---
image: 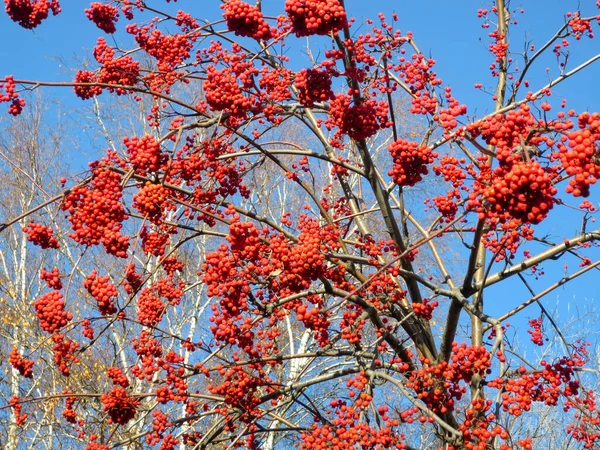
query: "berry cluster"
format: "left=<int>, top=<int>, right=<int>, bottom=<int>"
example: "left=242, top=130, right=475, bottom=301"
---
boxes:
left=85, top=2, right=119, bottom=34
left=23, top=222, right=60, bottom=249
left=478, top=161, right=556, bottom=225
left=107, top=366, right=130, bottom=387
left=204, top=64, right=258, bottom=117
left=81, top=319, right=94, bottom=339
left=124, top=262, right=143, bottom=294
left=405, top=343, right=492, bottom=416
left=555, top=112, right=600, bottom=197
left=9, top=348, right=34, bottom=378
left=388, top=139, right=437, bottom=187
left=0, top=75, right=25, bottom=116
left=488, top=357, right=580, bottom=417
left=131, top=331, right=162, bottom=381
left=124, top=135, right=164, bottom=174
left=258, top=67, right=292, bottom=104
left=140, top=226, right=171, bottom=257
left=482, top=221, right=534, bottom=261
left=40, top=267, right=62, bottom=290
left=126, top=23, right=195, bottom=91
left=85, top=439, right=109, bottom=450
left=52, top=334, right=79, bottom=376
left=295, top=68, right=335, bottom=108
left=34, top=291, right=72, bottom=334
left=411, top=298, right=438, bottom=320
left=328, top=95, right=389, bottom=141
left=300, top=401, right=404, bottom=450
left=285, top=0, right=348, bottom=37
left=207, top=366, right=265, bottom=421
left=4, top=0, right=61, bottom=29
left=9, top=396, right=28, bottom=426
left=137, top=287, right=166, bottom=327
left=133, top=182, right=172, bottom=223
left=146, top=410, right=171, bottom=445
left=62, top=394, right=77, bottom=423
left=92, top=37, right=140, bottom=95
left=566, top=389, right=600, bottom=448
left=101, top=387, right=140, bottom=425
left=74, top=70, right=103, bottom=100
left=222, top=0, right=272, bottom=40
left=568, top=13, right=594, bottom=40
left=527, top=317, right=546, bottom=346
left=62, top=166, right=130, bottom=258
left=84, top=270, right=118, bottom=316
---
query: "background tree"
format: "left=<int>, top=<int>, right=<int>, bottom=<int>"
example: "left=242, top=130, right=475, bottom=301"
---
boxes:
left=1, top=1, right=600, bottom=449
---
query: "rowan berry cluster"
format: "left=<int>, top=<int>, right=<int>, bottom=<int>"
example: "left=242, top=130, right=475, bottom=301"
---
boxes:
left=161, top=256, right=184, bottom=275
left=169, top=138, right=248, bottom=209
left=259, top=67, right=292, bottom=103
left=435, top=88, right=468, bottom=131
left=285, top=0, right=348, bottom=37
left=62, top=166, right=130, bottom=258
left=154, top=276, right=184, bottom=306
left=566, top=390, right=600, bottom=448
left=0, top=75, right=25, bottom=116
left=101, top=387, right=140, bottom=425
left=9, top=396, right=28, bottom=426
left=93, top=37, right=139, bottom=95
left=295, top=68, right=335, bottom=107
left=34, top=291, right=72, bottom=334
left=4, top=0, right=61, bottom=29
left=84, top=270, right=118, bottom=316
left=527, top=317, right=545, bottom=346
left=411, top=298, right=438, bottom=320
left=124, top=135, right=164, bottom=174
left=395, top=53, right=442, bottom=103
left=488, top=357, right=580, bottom=418
left=9, top=348, right=34, bottom=378
left=222, top=0, right=272, bottom=40
left=62, top=394, right=77, bottom=423
left=300, top=401, right=404, bottom=449
left=133, top=182, right=172, bottom=223
left=74, top=70, right=103, bottom=100
left=137, top=287, right=166, bottom=327
left=567, top=13, right=594, bottom=40
left=405, top=343, right=491, bottom=416
left=207, top=366, right=265, bottom=420
left=488, top=30, right=509, bottom=62
left=388, top=139, right=437, bottom=187
left=140, top=226, right=171, bottom=257
left=85, top=2, right=119, bottom=34
left=328, top=95, right=389, bottom=141
left=555, top=112, right=600, bottom=197
left=131, top=331, right=162, bottom=381
left=128, top=24, right=194, bottom=72
left=107, top=366, right=130, bottom=388
left=146, top=410, right=171, bottom=445
left=85, top=440, right=109, bottom=450
left=204, top=64, right=257, bottom=117
left=123, top=263, right=143, bottom=296
left=477, top=160, right=557, bottom=225
left=482, top=222, right=534, bottom=261
left=126, top=23, right=194, bottom=90
left=40, top=267, right=62, bottom=290
left=23, top=221, right=60, bottom=249
left=52, top=334, right=79, bottom=376
left=81, top=319, right=94, bottom=339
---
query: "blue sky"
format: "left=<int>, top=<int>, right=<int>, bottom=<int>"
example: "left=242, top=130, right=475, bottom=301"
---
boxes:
left=1, top=1, right=599, bottom=346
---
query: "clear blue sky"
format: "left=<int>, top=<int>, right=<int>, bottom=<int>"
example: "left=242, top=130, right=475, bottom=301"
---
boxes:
left=1, top=1, right=599, bottom=345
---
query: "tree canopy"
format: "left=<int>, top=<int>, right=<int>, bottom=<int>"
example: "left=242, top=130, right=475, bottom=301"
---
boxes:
left=1, top=1, right=600, bottom=449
